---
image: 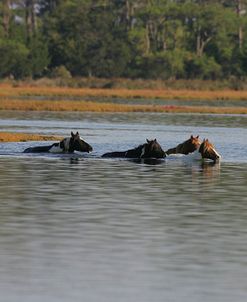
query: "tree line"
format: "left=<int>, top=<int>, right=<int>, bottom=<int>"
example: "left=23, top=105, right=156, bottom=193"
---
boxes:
left=1, top=0, right=247, bottom=80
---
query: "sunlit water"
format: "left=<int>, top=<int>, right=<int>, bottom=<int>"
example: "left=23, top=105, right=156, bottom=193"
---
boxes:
left=0, top=111, right=247, bottom=302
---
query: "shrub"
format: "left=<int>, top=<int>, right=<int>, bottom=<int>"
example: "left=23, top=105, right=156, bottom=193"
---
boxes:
left=185, top=54, right=222, bottom=79
left=0, top=39, right=30, bottom=79
left=50, top=65, right=72, bottom=79
left=28, top=37, right=50, bottom=78
left=136, top=50, right=188, bottom=79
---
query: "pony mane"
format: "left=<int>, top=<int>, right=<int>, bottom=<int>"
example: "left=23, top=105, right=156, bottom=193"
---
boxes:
left=199, top=139, right=214, bottom=152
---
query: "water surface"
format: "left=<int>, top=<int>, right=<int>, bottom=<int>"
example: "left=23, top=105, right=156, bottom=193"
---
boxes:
left=0, top=111, right=247, bottom=302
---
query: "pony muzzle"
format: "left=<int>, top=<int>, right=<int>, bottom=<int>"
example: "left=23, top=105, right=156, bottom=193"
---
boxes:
left=88, top=145, right=93, bottom=152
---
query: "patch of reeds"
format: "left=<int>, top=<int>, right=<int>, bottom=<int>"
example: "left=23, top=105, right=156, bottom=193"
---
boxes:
left=0, top=132, right=62, bottom=142
left=0, top=99, right=246, bottom=114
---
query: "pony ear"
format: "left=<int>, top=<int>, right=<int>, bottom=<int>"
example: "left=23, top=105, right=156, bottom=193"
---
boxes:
left=196, top=135, right=199, bottom=139
left=76, top=131, right=79, bottom=136
left=191, top=135, right=194, bottom=139
left=154, top=138, right=157, bottom=142
left=146, top=139, right=150, bottom=143
left=71, top=131, right=74, bottom=137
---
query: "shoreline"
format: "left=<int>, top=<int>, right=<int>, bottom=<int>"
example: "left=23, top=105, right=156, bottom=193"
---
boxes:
left=0, top=132, right=62, bottom=143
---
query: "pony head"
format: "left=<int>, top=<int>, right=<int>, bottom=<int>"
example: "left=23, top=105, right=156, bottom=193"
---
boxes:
left=184, top=135, right=201, bottom=154
left=69, top=131, right=93, bottom=153
left=199, top=139, right=221, bottom=162
left=141, top=139, right=165, bottom=158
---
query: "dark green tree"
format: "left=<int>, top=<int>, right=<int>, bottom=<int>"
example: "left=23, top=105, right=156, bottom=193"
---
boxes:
left=0, top=0, right=247, bottom=79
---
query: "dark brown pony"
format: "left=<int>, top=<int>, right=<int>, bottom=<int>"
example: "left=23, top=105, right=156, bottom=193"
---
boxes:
left=199, top=139, right=221, bottom=162
left=102, top=139, right=165, bottom=159
left=165, top=135, right=201, bottom=155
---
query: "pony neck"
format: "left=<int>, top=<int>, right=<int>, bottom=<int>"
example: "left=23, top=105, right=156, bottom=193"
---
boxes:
left=61, top=137, right=72, bottom=152
left=139, top=144, right=147, bottom=158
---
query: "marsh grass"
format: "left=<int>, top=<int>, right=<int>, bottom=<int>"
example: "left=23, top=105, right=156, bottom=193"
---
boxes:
left=0, top=84, right=247, bottom=114
left=0, top=98, right=246, bottom=114
left=0, top=132, right=62, bottom=142
left=1, top=84, right=247, bottom=100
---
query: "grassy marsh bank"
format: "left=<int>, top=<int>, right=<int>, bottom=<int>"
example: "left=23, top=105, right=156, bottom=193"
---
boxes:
left=0, top=132, right=62, bottom=142
left=2, top=84, right=247, bottom=100
left=0, top=98, right=246, bottom=114
left=0, top=83, right=247, bottom=114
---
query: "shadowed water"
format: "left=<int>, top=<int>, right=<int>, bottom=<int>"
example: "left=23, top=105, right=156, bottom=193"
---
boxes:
left=0, top=112, right=247, bottom=302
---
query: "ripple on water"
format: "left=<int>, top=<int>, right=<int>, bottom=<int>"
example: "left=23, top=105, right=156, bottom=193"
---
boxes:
left=0, top=112, right=247, bottom=302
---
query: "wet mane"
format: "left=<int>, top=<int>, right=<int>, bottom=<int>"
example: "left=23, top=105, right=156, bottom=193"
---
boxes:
left=199, top=139, right=214, bottom=152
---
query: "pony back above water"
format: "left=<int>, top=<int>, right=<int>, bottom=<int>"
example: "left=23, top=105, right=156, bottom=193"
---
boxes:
left=23, top=131, right=93, bottom=154
left=165, top=135, right=201, bottom=155
left=102, top=139, right=165, bottom=159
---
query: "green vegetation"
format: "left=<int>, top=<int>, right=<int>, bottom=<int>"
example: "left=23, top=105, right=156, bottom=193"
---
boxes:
left=1, top=1, right=247, bottom=81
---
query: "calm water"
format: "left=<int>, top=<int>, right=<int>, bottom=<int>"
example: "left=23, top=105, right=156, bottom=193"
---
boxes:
left=0, top=111, right=247, bottom=302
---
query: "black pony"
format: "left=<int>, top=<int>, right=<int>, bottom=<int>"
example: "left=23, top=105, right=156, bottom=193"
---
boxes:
left=102, top=139, right=165, bottom=159
left=24, top=131, right=93, bottom=154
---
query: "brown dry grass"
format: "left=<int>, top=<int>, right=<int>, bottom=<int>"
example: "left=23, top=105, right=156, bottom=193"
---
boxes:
left=0, top=84, right=247, bottom=114
left=0, top=98, right=246, bottom=114
left=1, top=84, right=247, bottom=101
left=0, top=132, right=62, bottom=142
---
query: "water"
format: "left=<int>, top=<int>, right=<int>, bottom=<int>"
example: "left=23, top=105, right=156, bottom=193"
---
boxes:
left=18, top=94, right=247, bottom=107
left=0, top=111, right=247, bottom=302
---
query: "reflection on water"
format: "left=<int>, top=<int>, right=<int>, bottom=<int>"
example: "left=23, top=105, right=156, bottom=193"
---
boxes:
left=0, top=111, right=247, bottom=301
left=0, top=157, right=247, bottom=302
